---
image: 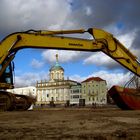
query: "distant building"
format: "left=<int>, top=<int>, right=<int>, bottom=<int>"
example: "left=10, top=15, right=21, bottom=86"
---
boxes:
left=8, top=54, right=108, bottom=107
left=36, top=54, right=79, bottom=106
left=81, top=77, right=107, bottom=105
left=70, top=84, right=82, bottom=105
left=7, top=86, right=36, bottom=98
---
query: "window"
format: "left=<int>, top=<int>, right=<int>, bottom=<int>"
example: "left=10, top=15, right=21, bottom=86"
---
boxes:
left=89, top=90, right=90, bottom=94
left=73, top=89, right=80, bottom=93
left=73, top=95, right=79, bottom=98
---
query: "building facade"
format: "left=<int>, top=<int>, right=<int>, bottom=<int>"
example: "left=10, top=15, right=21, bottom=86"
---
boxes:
left=7, top=86, right=36, bottom=98
left=70, top=84, right=82, bottom=105
left=36, top=54, right=79, bottom=106
left=82, top=77, right=107, bottom=105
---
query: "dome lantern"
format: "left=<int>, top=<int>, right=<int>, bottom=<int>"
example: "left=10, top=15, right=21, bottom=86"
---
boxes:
left=49, top=54, right=64, bottom=81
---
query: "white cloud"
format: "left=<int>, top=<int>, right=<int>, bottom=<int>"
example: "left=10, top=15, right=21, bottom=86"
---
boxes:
left=69, top=71, right=132, bottom=88
left=83, top=52, right=112, bottom=65
left=15, top=71, right=49, bottom=87
left=92, top=71, right=131, bottom=88
left=15, top=69, right=132, bottom=89
left=42, top=50, right=87, bottom=63
left=83, top=52, right=121, bottom=70
left=68, top=74, right=86, bottom=83
left=117, top=30, right=136, bottom=49
left=31, top=58, right=44, bottom=69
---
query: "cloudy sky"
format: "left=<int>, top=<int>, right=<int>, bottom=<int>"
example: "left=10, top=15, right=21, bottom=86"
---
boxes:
left=0, top=0, right=140, bottom=88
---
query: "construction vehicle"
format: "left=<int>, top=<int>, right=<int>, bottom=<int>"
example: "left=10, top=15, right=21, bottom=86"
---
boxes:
left=0, top=28, right=140, bottom=111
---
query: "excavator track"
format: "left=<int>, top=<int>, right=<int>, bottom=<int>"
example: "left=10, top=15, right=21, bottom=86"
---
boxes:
left=0, top=91, right=35, bottom=111
left=0, top=91, right=14, bottom=111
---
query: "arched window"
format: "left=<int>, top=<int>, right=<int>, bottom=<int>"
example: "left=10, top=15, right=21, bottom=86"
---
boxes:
left=57, top=72, right=59, bottom=79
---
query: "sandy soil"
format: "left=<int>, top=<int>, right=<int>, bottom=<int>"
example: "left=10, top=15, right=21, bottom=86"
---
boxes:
left=0, top=107, right=140, bottom=140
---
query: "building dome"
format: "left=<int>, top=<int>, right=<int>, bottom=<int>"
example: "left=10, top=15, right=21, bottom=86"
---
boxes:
left=49, top=54, right=64, bottom=81
left=49, top=61, right=64, bottom=72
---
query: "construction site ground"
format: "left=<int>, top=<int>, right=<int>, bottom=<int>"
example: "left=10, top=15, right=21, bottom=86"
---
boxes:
left=0, top=106, right=140, bottom=140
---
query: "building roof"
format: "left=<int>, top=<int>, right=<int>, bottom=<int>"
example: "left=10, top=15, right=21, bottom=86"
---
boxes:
left=49, top=62, right=64, bottom=71
left=82, top=77, right=106, bottom=83
left=49, top=54, right=64, bottom=71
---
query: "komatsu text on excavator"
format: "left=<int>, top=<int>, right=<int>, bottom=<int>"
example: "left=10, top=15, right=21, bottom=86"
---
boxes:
left=0, top=28, right=140, bottom=111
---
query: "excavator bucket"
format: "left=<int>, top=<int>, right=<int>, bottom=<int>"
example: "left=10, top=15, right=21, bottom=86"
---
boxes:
left=108, top=86, right=140, bottom=110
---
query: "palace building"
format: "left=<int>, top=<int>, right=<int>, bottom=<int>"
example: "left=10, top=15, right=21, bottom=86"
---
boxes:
left=36, top=54, right=79, bottom=106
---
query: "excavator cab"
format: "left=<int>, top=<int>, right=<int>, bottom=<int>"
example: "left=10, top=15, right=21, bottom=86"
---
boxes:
left=0, top=62, right=14, bottom=89
left=0, top=62, right=36, bottom=111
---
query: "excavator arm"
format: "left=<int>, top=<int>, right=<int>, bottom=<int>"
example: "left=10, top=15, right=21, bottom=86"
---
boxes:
left=88, top=28, right=140, bottom=76
left=0, top=28, right=140, bottom=89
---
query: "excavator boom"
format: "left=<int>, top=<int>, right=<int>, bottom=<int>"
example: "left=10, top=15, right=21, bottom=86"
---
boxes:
left=0, top=28, right=140, bottom=90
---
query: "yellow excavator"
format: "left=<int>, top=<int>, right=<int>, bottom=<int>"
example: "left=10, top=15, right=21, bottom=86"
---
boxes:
left=0, top=28, right=140, bottom=111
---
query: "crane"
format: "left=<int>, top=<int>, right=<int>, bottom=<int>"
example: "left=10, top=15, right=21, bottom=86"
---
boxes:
left=0, top=28, right=140, bottom=110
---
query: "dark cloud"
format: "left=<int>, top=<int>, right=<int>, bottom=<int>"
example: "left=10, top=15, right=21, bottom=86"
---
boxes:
left=70, top=0, right=140, bottom=32
left=70, top=0, right=122, bottom=28
left=0, top=0, right=71, bottom=37
left=69, top=0, right=140, bottom=70
left=131, top=29, right=140, bottom=49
